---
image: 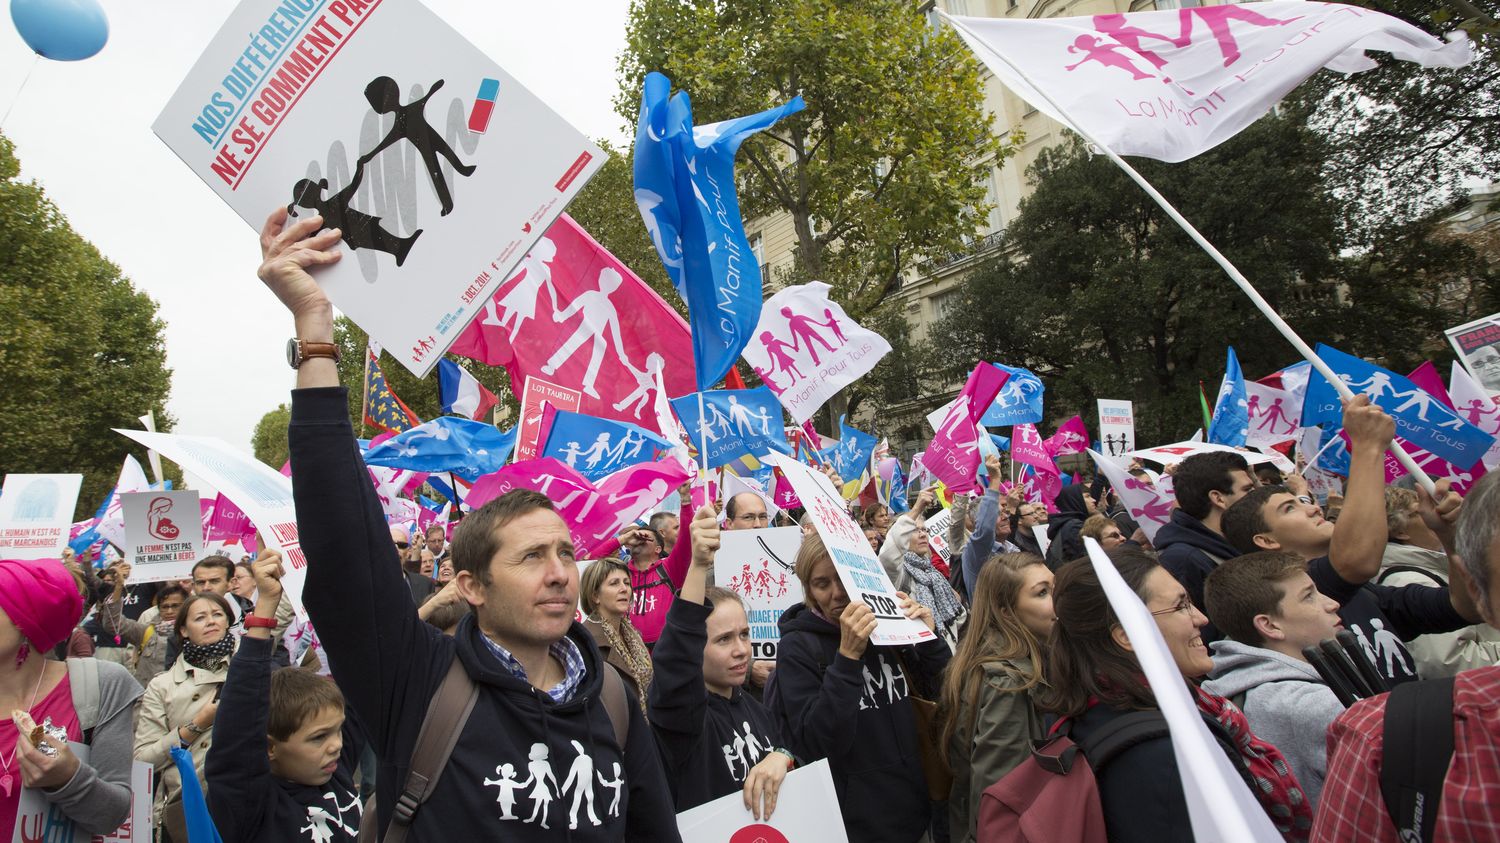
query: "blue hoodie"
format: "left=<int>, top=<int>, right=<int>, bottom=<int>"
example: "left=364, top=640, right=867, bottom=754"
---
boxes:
left=769, top=603, right=950, bottom=843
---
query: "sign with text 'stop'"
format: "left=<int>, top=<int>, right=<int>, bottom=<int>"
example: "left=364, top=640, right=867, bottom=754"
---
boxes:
left=153, top=0, right=604, bottom=376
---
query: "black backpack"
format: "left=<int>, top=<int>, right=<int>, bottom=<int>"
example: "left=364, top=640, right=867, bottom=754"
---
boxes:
left=1377, top=676, right=1457, bottom=843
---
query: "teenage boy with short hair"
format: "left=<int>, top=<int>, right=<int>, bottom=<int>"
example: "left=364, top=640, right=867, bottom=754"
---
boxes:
left=1220, top=397, right=1478, bottom=685
left=207, top=551, right=362, bottom=842
left=1201, top=551, right=1345, bottom=806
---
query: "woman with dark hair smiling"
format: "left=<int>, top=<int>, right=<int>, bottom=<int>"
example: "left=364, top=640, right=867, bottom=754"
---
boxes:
left=135, top=591, right=237, bottom=842
left=1041, top=548, right=1313, bottom=842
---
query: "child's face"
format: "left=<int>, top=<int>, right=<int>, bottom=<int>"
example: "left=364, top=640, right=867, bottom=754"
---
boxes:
left=269, top=705, right=346, bottom=786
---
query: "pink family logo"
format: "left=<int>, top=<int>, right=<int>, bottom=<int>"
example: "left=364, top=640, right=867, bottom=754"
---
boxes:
left=1064, top=7, right=1303, bottom=86
left=147, top=496, right=181, bottom=541
left=730, top=825, right=790, bottom=843
left=757, top=306, right=849, bottom=394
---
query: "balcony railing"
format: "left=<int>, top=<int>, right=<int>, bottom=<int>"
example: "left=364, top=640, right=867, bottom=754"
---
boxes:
left=915, top=229, right=1006, bottom=277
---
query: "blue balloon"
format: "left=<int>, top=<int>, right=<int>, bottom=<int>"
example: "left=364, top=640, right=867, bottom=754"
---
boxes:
left=10, top=0, right=109, bottom=61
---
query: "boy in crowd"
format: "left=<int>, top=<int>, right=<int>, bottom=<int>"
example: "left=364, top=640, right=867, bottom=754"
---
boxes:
left=206, top=551, right=363, bottom=842
left=1314, top=469, right=1500, bottom=841
left=1221, top=397, right=1478, bottom=685
left=1201, top=552, right=1345, bottom=805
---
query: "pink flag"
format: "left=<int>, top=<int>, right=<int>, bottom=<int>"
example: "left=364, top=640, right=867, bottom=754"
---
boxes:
left=1013, top=423, right=1063, bottom=504
left=207, top=494, right=252, bottom=542
left=926, top=364, right=1009, bottom=491
left=773, top=469, right=802, bottom=510
left=450, top=214, right=697, bottom=427
left=467, top=456, right=690, bottom=559
left=1045, top=415, right=1090, bottom=457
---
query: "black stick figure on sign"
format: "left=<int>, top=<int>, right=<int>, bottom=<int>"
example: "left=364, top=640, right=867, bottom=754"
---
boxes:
left=358, top=76, right=477, bottom=216
left=287, top=163, right=423, bottom=266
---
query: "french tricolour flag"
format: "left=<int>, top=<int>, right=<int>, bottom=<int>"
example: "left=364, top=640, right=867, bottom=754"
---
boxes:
left=439, top=359, right=499, bottom=421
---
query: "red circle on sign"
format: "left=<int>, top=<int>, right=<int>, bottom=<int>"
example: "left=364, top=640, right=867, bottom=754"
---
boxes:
left=729, top=824, right=789, bottom=843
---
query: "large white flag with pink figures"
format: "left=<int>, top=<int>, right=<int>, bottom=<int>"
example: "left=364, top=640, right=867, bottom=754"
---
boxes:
left=742, top=282, right=892, bottom=424
left=450, top=214, right=697, bottom=427
left=944, top=3, right=1470, bottom=162
left=1244, top=381, right=1301, bottom=448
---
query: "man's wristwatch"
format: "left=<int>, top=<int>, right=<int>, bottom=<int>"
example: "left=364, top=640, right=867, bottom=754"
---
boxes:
left=286, top=338, right=341, bottom=369
left=243, top=614, right=277, bottom=629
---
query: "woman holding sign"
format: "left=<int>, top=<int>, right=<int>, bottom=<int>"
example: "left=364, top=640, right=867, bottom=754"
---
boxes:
left=648, top=506, right=793, bottom=818
left=769, top=531, right=950, bottom=842
left=0, top=558, right=143, bottom=840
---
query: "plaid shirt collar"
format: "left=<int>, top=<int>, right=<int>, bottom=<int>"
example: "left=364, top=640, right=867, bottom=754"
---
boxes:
left=479, top=632, right=587, bottom=703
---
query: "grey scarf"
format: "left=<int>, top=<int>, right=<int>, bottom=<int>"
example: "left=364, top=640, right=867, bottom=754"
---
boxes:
left=902, top=551, right=963, bottom=626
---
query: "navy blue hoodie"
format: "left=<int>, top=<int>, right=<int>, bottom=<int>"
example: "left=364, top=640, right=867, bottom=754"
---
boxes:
left=206, top=635, right=363, bottom=843
left=1155, top=508, right=1240, bottom=641
left=648, top=597, right=785, bottom=811
left=769, top=603, right=950, bottom=843
left=289, top=386, right=680, bottom=842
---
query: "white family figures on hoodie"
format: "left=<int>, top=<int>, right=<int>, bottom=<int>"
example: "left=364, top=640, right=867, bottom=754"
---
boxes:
left=485, top=741, right=619, bottom=830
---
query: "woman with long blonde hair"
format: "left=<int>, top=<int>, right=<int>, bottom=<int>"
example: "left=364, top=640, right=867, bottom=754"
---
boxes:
left=938, top=552, right=1055, bottom=843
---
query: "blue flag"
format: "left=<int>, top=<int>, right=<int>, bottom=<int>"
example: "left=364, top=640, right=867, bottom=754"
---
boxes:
left=671, top=388, right=792, bottom=469
left=990, top=433, right=1012, bottom=452
left=979, top=362, right=1044, bottom=426
left=1302, top=344, right=1495, bottom=469
left=1208, top=347, right=1249, bottom=447
left=427, top=475, right=464, bottom=507
left=172, top=745, right=223, bottom=843
left=634, top=71, right=806, bottom=391
left=541, top=409, right=670, bottom=481
left=364, top=417, right=517, bottom=482
left=822, top=416, right=878, bottom=485
left=890, top=460, right=910, bottom=513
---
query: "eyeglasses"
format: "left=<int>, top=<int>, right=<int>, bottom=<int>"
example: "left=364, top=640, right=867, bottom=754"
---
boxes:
left=395, top=542, right=410, bottom=550
left=1149, top=597, right=1195, bottom=617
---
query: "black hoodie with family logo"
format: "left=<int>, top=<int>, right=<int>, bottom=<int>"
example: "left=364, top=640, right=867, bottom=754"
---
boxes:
left=648, top=597, right=785, bottom=811
left=288, top=386, right=680, bottom=842
left=769, top=602, right=950, bottom=843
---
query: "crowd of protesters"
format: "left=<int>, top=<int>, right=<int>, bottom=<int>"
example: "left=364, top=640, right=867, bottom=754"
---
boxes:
left=3, top=211, right=1500, bottom=843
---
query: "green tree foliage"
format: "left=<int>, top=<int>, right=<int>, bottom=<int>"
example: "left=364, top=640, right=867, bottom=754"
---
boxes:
left=1298, top=0, right=1497, bottom=240
left=929, top=118, right=1347, bottom=444
left=328, top=316, right=517, bottom=437
left=0, top=134, right=175, bottom=517
left=616, top=0, right=1017, bottom=314
left=251, top=404, right=291, bottom=470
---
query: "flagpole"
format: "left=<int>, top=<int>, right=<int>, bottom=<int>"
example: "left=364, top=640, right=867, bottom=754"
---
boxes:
left=944, top=14, right=1436, bottom=494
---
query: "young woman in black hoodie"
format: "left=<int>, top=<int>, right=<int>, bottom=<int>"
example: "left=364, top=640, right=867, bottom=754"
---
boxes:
left=768, top=530, right=950, bottom=843
left=648, top=505, right=793, bottom=817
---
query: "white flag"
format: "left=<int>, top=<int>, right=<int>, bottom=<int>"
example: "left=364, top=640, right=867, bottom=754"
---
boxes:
left=742, top=281, right=891, bottom=424
left=944, top=2, right=1470, bottom=162
left=1244, top=381, right=1300, bottom=448
left=97, top=455, right=152, bottom=549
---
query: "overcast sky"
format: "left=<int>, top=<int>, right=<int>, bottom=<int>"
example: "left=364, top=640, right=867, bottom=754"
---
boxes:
left=1, top=1, right=634, bottom=457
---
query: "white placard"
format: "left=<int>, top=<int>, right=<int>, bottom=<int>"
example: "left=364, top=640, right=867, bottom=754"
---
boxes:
left=13, top=750, right=151, bottom=843
left=925, top=508, right=955, bottom=568
left=114, top=430, right=308, bottom=616
left=120, top=491, right=205, bottom=583
left=714, top=527, right=804, bottom=661
left=1031, top=523, right=1051, bottom=556
left=152, top=0, right=604, bottom=377
left=1096, top=399, right=1136, bottom=467
left=675, top=758, right=848, bottom=843
left=1082, top=538, right=1280, bottom=843
left=0, top=474, right=83, bottom=560
left=1445, top=312, right=1500, bottom=399
left=763, top=454, right=934, bottom=646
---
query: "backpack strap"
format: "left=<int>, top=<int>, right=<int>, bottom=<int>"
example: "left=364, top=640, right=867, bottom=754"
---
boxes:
left=1379, top=676, right=1457, bottom=843
left=1376, top=565, right=1447, bottom=588
left=1075, top=711, right=1171, bottom=774
left=65, top=658, right=102, bottom=744
left=599, top=663, right=631, bottom=749
left=378, top=655, right=479, bottom=843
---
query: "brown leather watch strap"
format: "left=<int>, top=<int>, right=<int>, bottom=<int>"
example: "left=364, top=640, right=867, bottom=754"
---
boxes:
left=297, top=340, right=340, bottom=363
